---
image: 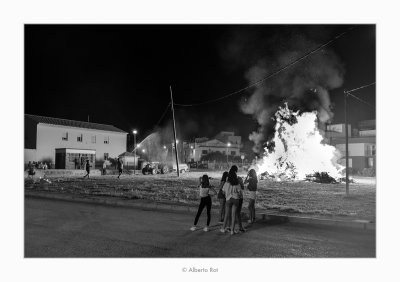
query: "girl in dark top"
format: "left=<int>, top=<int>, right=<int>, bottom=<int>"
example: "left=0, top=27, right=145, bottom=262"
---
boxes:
left=190, top=175, right=217, bottom=232
left=245, top=169, right=258, bottom=223
left=217, top=171, right=228, bottom=223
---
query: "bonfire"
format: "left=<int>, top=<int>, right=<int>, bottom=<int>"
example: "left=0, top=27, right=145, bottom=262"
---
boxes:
left=255, top=104, right=344, bottom=182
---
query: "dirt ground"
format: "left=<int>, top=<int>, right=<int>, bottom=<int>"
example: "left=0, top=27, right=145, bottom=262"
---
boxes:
left=26, top=170, right=376, bottom=221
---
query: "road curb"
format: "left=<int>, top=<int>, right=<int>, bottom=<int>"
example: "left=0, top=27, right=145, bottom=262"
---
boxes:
left=25, top=191, right=375, bottom=230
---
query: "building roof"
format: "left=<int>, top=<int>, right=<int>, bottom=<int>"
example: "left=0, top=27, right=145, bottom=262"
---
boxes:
left=25, top=114, right=127, bottom=134
left=118, top=151, right=136, bottom=157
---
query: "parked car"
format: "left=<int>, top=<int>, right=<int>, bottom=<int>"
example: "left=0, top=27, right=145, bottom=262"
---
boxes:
left=172, top=163, right=189, bottom=173
left=197, top=162, right=208, bottom=169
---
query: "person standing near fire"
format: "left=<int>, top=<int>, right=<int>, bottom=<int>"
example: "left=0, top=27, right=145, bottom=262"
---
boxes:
left=117, top=157, right=123, bottom=179
left=102, top=160, right=107, bottom=175
left=236, top=175, right=246, bottom=232
left=190, top=174, right=217, bottom=232
left=221, top=165, right=245, bottom=235
left=217, top=171, right=228, bottom=223
left=83, top=159, right=91, bottom=179
left=27, top=161, right=35, bottom=178
left=244, top=169, right=258, bottom=224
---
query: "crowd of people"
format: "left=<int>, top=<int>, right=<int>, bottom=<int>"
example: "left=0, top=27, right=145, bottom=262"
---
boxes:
left=27, top=161, right=52, bottom=178
left=190, top=165, right=258, bottom=235
left=27, top=161, right=51, bottom=170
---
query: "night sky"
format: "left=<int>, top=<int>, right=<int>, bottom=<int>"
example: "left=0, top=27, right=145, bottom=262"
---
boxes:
left=25, top=25, right=375, bottom=153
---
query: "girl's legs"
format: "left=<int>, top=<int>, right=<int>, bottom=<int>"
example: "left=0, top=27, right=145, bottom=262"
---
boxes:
left=194, top=198, right=206, bottom=226
left=236, top=199, right=244, bottom=230
left=222, top=200, right=232, bottom=230
left=230, top=202, right=238, bottom=233
left=248, top=199, right=255, bottom=223
left=252, top=200, right=256, bottom=222
left=219, top=198, right=226, bottom=222
left=205, top=196, right=212, bottom=226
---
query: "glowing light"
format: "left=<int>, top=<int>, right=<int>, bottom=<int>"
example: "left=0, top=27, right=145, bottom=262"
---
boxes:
left=133, top=129, right=137, bottom=135
left=227, top=142, right=231, bottom=147
left=256, top=104, right=343, bottom=180
left=142, top=149, right=146, bottom=153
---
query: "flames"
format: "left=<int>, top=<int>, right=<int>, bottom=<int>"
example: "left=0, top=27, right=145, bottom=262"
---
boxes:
left=255, top=104, right=344, bottom=181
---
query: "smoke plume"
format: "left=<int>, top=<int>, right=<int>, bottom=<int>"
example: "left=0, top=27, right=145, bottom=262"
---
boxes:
left=221, top=27, right=345, bottom=152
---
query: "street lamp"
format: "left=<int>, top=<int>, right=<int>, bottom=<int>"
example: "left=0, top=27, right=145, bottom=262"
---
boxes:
left=133, top=129, right=137, bottom=174
left=226, top=142, right=231, bottom=163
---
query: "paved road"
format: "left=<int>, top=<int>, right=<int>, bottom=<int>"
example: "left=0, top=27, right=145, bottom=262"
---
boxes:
left=25, top=197, right=375, bottom=257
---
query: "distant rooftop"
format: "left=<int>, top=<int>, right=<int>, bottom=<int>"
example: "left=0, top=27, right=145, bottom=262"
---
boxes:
left=25, top=114, right=127, bottom=133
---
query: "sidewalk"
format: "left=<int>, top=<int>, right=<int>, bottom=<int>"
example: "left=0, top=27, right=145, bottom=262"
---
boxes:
left=25, top=190, right=375, bottom=230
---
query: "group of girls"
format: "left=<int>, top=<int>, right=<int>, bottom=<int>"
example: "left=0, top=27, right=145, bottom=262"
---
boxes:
left=190, top=165, right=258, bottom=235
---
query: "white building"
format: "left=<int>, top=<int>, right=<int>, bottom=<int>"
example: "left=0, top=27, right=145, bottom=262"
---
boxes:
left=325, top=120, right=376, bottom=170
left=185, top=131, right=242, bottom=162
left=25, top=114, right=127, bottom=169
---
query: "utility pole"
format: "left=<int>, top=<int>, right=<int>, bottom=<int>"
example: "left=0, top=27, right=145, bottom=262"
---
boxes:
left=133, top=130, right=137, bottom=175
left=170, top=86, right=180, bottom=177
left=344, top=90, right=349, bottom=196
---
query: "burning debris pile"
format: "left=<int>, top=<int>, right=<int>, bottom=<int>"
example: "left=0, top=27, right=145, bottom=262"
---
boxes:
left=256, top=104, right=344, bottom=182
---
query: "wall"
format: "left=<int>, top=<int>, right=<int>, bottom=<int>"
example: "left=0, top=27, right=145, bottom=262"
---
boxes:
left=336, top=143, right=367, bottom=157
left=351, top=156, right=367, bottom=170
left=121, top=156, right=138, bottom=167
left=36, top=124, right=127, bottom=163
left=359, top=130, right=376, bottom=137
left=325, top=124, right=352, bottom=138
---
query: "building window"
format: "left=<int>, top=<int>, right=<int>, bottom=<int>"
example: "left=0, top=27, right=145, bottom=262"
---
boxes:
left=231, top=151, right=236, bottom=156
left=202, top=150, right=208, bottom=155
left=348, top=158, right=353, bottom=168
left=104, top=153, right=109, bottom=160
left=62, top=132, right=68, bottom=141
left=77, top=134, right=83, bottom=142
left=104, top=136, right=109, bottom=144
left=91, top=135, right=96, bottom=144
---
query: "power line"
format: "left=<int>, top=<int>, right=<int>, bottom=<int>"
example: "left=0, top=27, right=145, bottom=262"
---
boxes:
left=175, top=26, right=356, bottom=107
left=345, top=82, right=375, bottom=94
left=156, top=102, right=171, bottom=126
left=347, top=92, right=374, bottom=108
left=345, top=82, right=375, bottom=108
